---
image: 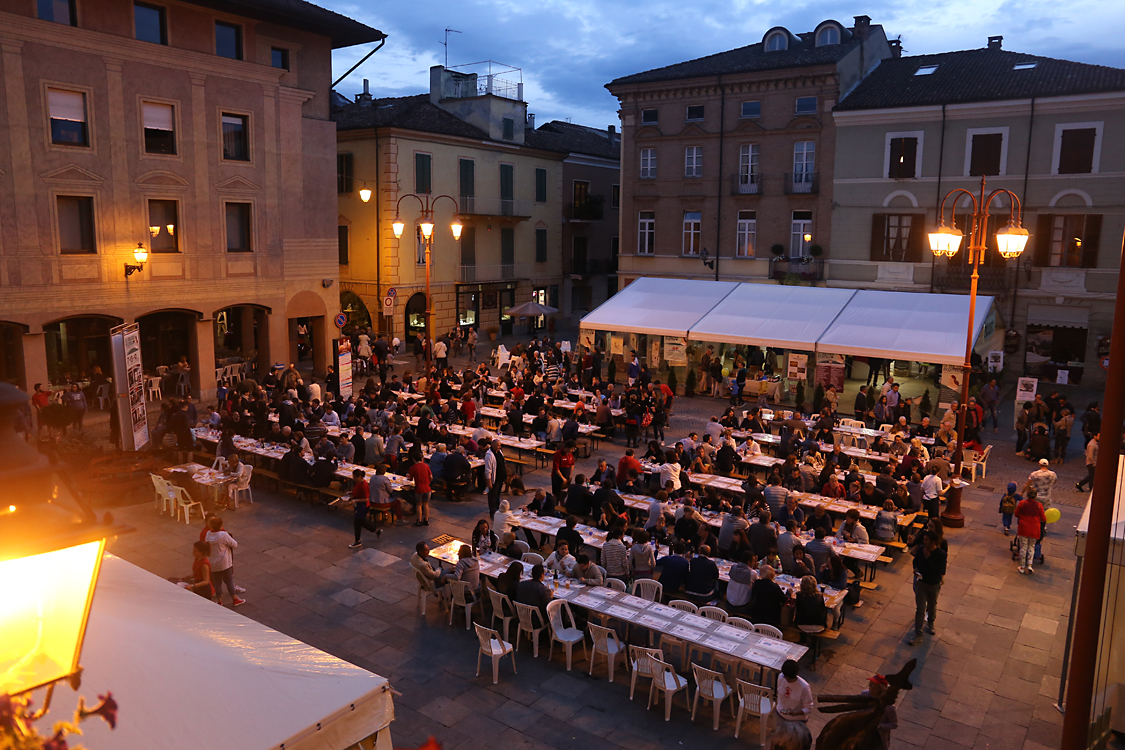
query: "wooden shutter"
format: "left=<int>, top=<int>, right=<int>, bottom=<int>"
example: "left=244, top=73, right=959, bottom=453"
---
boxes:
left=459, top=159, right=475, bottom=198
left=338, top=225, right=349, bottom=265
left=336, top=153, right=353, bottom=194
left=900, top=138, right=917, bottom=178
left=1034, top=214, right=1052, bottom=266
left=1081, top=214, right=1102, bottom=268
left=869, top=214, right=886, bottom=260
left=906, top=213, right=926, bottom=261
left=1059, top=129, right=1096, bottom=174
left=415, top=153, right=431, bottom=194
left=969, top=133, right=1003, bottom=176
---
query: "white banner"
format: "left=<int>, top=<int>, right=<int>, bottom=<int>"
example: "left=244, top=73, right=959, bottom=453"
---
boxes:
left=664, top=336, right=687, bottom=366
left=110, top=322, right=149, bottom=451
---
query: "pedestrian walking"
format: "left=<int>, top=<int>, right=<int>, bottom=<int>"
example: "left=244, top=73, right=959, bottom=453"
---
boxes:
left=349, top=468, right=381, bottom=549
left=205, top=516, right=244, bottom=607
left=909, top=530, right=946, bottom=645
left=1053, top=408, right=1073, bottom=464
left=998, top=482, right=1019, bottom=536
left=1015, top=491, right=1046, bottom=574
left=1076, top=433, right=1099, bottom=492
left=1024, top=459, right=1057, bottom=509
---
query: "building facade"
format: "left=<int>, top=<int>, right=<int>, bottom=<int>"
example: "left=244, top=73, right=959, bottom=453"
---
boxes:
left=607, top=17, right=890, bottom=287
left=0, top=0, right=381, bottom=398
left=335, top=66, right=617, bottom=342
left=831, top=39, right=1125, bottom=388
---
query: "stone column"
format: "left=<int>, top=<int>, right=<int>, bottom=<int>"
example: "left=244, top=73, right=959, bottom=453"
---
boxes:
left=22, top=332, right=48, bottom=392
left=189, top=318, right=216, bottom=402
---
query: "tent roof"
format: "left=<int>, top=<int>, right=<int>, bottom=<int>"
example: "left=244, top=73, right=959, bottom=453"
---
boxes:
left=688, top=284, right=857, bottom=350
left=580, top=277, right=740, bottom=337
left=815, top=290, right=994, bottom=365
left=1076, top=455, right=1125, bottom=560
left=77, top=555, right=393, bottom=750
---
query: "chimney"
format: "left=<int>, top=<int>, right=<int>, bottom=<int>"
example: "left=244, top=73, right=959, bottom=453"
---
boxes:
left=888, top=39, right=902, bottom=58
left=988, top=35, right=1003, bottom=49
left=527, top=113, right=535, bottom=130
left=607, top=124, right=616, bottom=145
left=853, top=15, right=871, bottom=40
left=356, top=78, right=372, bottom=105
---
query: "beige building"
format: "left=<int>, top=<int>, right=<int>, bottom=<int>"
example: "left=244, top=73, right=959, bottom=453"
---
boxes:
left=0, top=0, right=381, bottom=398
left=335, top=66, right=596, bottom=343
left=606, top=17, right=890, bottom=287
left=831, top=39, right=1125, bottom=387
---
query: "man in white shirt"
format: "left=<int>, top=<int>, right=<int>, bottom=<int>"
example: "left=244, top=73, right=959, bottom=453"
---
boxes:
left=647, top=492, right=668, bottom=528
left=776, top=660, right=814, bottom=722
left=544, top=540, right=576, bottom=575
left=660, top=460, right=682, bottom=492
left=921, top=465, right=948, bottom=519
left=704, top=417, right=724, bottom=442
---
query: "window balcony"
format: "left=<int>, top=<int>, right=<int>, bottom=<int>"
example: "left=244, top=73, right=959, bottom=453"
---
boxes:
left=769, top=257, right=824, bottom=282
left=567, top=198, right=604, bottom=221
left=458, top=196, right=533, bottom=219
left=784, top=172, right=819, bottom=195
left=570, top=258, right=614, bottom=276
left=933, top=265, right=1015, bottom=293
left=730, top=173, right=762, bottom=195
left=460, top=263, right=532, bottom=283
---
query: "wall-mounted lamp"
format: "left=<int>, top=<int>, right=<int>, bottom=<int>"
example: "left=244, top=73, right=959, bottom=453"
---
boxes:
left=700, top=247, right=715, bottom=271
left=166, top=224, right=175, bottom=236
left=124, top=243, right=148, bottom=278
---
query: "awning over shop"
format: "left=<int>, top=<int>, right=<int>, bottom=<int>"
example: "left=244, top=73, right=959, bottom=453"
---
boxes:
left=579, top=276, right=740, bottom=337
left=1027, top=303, right=1090, bottom=329
left=77, top=555, right=395, bottom=750
left=815, top=290, right=995, bottom=366
left=688, top=285, right=857, bottom=350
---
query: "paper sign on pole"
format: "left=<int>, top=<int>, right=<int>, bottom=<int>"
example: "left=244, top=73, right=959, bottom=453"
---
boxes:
left=988, top=351, right=1004, bottom=372
left=1056, top=369, right=1069, bottom=385
left=1016, top=377, right=1038, bottom=401
left=787, top=353, right=807, bottom=381
left=337, top=339, right=353, bottom=399
left=579, top=329, right=594, bottom=349
left=664, top=336, right=687, bottom=366
left=110, top=322, right=149, bottom=452
left=610, top=334, right=622, bottom=355
left=649, top=338, right=662, bottom=367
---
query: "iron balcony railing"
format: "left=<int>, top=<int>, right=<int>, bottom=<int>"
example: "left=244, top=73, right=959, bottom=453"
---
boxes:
left=458, top=196, right=533, bottom=218
left=730, top=173, right=762, bottom=195
left=769, top=257, right=824, bottom=282
left=784, top=172, right=819, bottom=195
left=933, top=265, right=1015, bottom=293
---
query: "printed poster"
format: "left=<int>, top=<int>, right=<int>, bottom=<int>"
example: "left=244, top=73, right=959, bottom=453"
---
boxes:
left=664, top=336, right=688, bottom=366
left=110, top=322, right=149, bottom=452
left=337, top=339, right=353, bottom=399
left=1015, top=377, right=1038, bottom=401
left=938, top=364, right=963, bottom=410
left=787, top=353, right=808, bottom=381
left=649, top=337, right=661, bottom=367
left=988, top=351, right=1004, bottom=372
left=579, top=329, right=595, bottom=349
left=610, top=334, right=623, bottom=356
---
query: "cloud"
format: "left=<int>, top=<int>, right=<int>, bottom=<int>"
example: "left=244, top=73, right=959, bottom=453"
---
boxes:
left=324, top=0, right=1125, bottom=127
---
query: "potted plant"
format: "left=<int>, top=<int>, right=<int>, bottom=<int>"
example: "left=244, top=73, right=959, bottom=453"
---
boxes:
left=813, top=383, right=825, bottom=413
left=684, top=366, right=696, bottom=397
left=486, top=326, right=498, bottom=341
left=795, top=381, right=806, bottom=411
left=770, top=243, right=785, bottom=257
left=809, top=244, right=824, bottom=258
left=608, top=357, right=617, bottom=384
left=667, top=367, right=678, bottom=396
left=920, top=389, right=932, bottom=418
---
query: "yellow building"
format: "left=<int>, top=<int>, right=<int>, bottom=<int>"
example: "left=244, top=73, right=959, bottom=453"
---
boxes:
left=335, top=66, right=569, bottom=344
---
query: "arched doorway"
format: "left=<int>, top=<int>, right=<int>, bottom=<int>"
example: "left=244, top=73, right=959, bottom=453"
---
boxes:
left=44, top=316, right=119, bottom=385
left=214, top=304, right=269, bottom=374
left=340, top=291, right=371, bottom=331
left=404, top=292, right=426, bottom=344
left=0, top=322, right=26, bottom=388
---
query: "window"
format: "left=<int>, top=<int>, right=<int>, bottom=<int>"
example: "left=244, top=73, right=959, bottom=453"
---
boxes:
left=641, top=108, right=658, bottom=124
left=225, top=203, right=251, bottom=252
left=500, top=228, right=514, bottom=269
left=338, top=225, right=349, bottom=265
left=968, top=131, right=1004, bottom=176
left=684, top=146, right=702, bottom=178
left=502, top=117, right=514, bottom=141
left=766, top=32, right=787, bottom=51
left=459, top=158, right=475, bottom=200
left=914, top=65, right=938, bottom=76
left=48, top=89, right=88, bottom=147
left=38, top=0, right=75, bottom=26
left=611, top=184, right=620, bottom=209
left=637, top=211, right=655, bottom=254
left=215, top=21, right=242, bottom=60
left=337, top=153, right=353, bottom=193
left=535, top=167, right=547, bottom=203
left=736, top=210, right=756, bottom=257
left=790, top=211, right=812, bottom=257
left=221, top=114, right=249, bottom=161
left=740, top=101, right=761, bottom=118
left=1034, top=214, right=1102, bottom=268
left=1013, top=62, right=1037, bottom=71
left=793, top=141, right=815, bottom=189
left=682, top=211, right=701, bottom=255
left=887, top=136, right=918, bottom=179
left=499, top=163, right=514, bottom=203
left=816, top=26, right=839, bottom=46
left=870, top=213, right=924, bottom=262
left=640, top=147, right=657, bottom=179
left=134, top=3, right=167, bottom=44
left=271, top=47, right=290, bottom=71
left=415, top=226, right=426, bottom=265
left=142, top=101, right=175, bottom=155
left=1058, top=128, right=1097, bottom=174
left=415, top=152, right=432, bottom=194
left=148, top=199, right=178, bottom=252
left=686, top=105, right=704, bottom=121
left=536, top=228, right=548, bottom=263
left=57, top=196, right=95, bottom=254
left=738, top=143, right=759, bottom=191
left=795, top=97, right=817, bottom=115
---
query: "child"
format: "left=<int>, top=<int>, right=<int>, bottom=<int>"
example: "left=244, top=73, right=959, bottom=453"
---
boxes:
left=775, top=659, right=814, bottom=722
left=998, top=482, right=1020, bottom=536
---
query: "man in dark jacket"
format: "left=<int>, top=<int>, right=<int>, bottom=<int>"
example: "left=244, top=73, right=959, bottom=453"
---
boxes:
left=853, top=385, right=869, bottom=417
left=748, top=566, right=789, bottom=626
left=909, top=531, right=947, bottom=645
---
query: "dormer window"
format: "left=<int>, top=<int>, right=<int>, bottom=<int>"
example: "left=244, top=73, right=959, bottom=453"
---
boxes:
left=1013, top=62, right=1037, bottom=70
left=816, top=26, right=840, bottom=46
left=766, top=32, right=788, bottom=52
left=914, top=65, right=938, bottom=76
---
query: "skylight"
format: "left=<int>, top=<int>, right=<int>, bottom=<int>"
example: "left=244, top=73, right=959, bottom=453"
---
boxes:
left=1013, top=62, right=1038, bottom=70
left=914, top=65, right=938, bottom=76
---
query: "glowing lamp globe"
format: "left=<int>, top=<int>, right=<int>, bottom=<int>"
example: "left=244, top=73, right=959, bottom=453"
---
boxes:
left=133, top=243, right=149, bottom=265
left=359, top=187, right=372, bottom=203
left=391, top=217, right=405, bottom=239
left=995, top=223, right=1030, bottom=259
left=928, top=224, right=963, bottom=258
left=420, top=220, right=434, bottom=239
left=451, top=218, right=464, bottom=240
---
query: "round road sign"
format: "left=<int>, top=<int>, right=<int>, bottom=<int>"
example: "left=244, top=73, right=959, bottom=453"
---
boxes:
left=334, top=312, right=347, bottom=329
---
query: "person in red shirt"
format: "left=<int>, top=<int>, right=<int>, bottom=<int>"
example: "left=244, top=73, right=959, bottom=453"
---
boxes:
left=658, top=380, right=674, bottom=412
left=617, top=448, right=642, bottom=485
left=189, top=541, right=215, bottom=599
left=349, top=469, right=381, bottom=549
left=407, top=456, right=433, bottom=527
left=511, top=384, right=525, bottom=402
left=552, top=442, right=575, bottom=499
left=31, top=383, right=50, bottom=435
left=460, top=394, right=476, bottom=423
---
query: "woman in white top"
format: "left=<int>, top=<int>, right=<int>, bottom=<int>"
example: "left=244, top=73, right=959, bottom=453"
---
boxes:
left=659, top=460, right=682, bottom=492
left=492, top=499, right=514, bottom=536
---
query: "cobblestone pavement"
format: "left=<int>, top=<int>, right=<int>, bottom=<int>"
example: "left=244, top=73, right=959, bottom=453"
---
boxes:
left=107, top=357, right=1093, bottom=750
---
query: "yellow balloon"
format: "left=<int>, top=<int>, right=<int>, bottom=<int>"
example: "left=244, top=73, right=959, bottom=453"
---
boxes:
left=721, top=368, right=730, bottom=377
left=1045, top=507, right=1061, bottom=524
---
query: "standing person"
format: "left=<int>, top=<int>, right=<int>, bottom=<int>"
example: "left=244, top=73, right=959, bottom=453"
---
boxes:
left=1077, top=433, right=1099, bottom=492
left=551, top=441, right=575, bottom=499
left=485, top=439, right=506, bottom=520
left=998, top=482, right=1019, bottom=536
left=434, top=337, right=448, bottom=370
left=62, top=384, right=88, bottom=432
left=205, top=516, right=244, bottom=607
left=1015, top=402, right=1031, bottom=456
left=349, top=468, right=381, bottom=549
left=1015, top=490, right=1047, bottom=574
left=909, top=531, right=946, bottom=645
left=467, top=327, right=478, bottom=362
left=979, top=379, right=1001, bottom=433
left=407, top=456, right=432, bottom=526
left=627, top=351, right=640, bottom=386
left=1080, top=402, right=1101, bottom=446
left=853, top=385, right=868, bottom=419
left=920, top=465, right=948, bottom=520
left=1025, top=458, right=1057, bottom=509
left=1053, top=408, right=1074, bottom=464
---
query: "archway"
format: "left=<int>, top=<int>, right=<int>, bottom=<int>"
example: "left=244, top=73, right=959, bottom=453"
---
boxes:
left=214, top=304, right=269, bottom=373
left=44, top=315, right=120, bottom=386
left=404, top=292, right=426, bottom=344
left=0, top=322, right=28, bottom=388
left=340, top=290, right=372, bottom=332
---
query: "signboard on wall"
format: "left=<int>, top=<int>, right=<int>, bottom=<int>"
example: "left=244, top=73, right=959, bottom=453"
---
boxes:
left=938, top=364, right=963, bottom=410
left=787, top=353, right=808, bottom=381
left=610, top=334, right=623, bottom=356
left=580, top=329, right=595, bottom=350
left=988, top=351, right=1004, bottom=372
left=815, top=362, right=846, bottom=390
left=1014, top=376, right=1038, bottom=429
left=110, top=322, right=149, bottom=452
left=664, top=336, right=688, bottom=366
left=337, top=338, right=353, bottom=399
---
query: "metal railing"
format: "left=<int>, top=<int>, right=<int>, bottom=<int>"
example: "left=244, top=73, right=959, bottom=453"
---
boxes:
left=570, top=258, right=614, bottom=276
left=460, top=263, right=531, bottom=283
left=784, top=172, right=819, bottom=195
left=730, top=173, right=762, bottom=195
left=567, top=201, right=604, bottom=221
left=933, top=265, right=1015, bottom=293
left=769, top=257, right=825, bottom=282
left=459, top=196, right=533, bottom=218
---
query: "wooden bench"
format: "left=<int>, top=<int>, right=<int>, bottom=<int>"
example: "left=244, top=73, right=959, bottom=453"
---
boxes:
left=535, top=446, right=556, bottom=469
left=505, top=456, right=532, bottom=476
left=876, top=555, right=894, bottom=564
left=885, top=540, right=908, bottom=551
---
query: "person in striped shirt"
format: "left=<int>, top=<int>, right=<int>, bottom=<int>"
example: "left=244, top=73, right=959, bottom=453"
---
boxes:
left=601, top=527, right=630, bottom=580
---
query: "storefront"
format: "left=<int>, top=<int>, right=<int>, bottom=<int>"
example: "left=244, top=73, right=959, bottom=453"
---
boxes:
left=1025, top=303, right=1090, bottom=384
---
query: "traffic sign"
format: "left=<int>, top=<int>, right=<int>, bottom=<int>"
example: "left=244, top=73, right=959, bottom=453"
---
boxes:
left=334, top=312, right=347, bottom=329
left=386, top=287, right=397, bottom=298
left=382, top=296, right=394, bottom=316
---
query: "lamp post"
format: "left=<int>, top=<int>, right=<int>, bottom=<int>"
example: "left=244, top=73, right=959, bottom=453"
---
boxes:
left=124, top=242, right=148, bottom=278
left=389, top=193, right=462, bottom=372
left=928, top=175, right=1029, bottom=527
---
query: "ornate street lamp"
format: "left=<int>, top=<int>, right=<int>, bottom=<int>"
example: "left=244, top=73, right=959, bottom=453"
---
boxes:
left=124, top=243, right=148, bottom=278
left=928, top=175, right=1029, bottom=526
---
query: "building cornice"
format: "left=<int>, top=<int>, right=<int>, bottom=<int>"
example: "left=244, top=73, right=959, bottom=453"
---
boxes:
left=834, top=90, right=1125, bottom=126
left=338, top=126, right=567, bottom=160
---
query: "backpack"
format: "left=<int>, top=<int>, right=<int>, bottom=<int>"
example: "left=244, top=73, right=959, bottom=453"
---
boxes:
left=1000, top=493, right=1017, bottom=515
left=844, top=581, right=863, bottom=606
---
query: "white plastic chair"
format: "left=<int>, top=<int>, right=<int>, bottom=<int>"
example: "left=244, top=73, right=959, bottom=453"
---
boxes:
left=734, top=679, right=774, bottom=745
left=474, top=623, right=516, bottom=685
left=522, top=552, right=544, bottom=565
left=699, top=605, right=728, bottom=622
left=512, top=540, right=531, bottom=555
left=151, top=474, right=174, bottom=514
left=647, top=656, right=690, bottom=721
left=726, top=617, right=754, bottom=631
left=176, top=372, right=191, bottom=397
left=606, top=578, right=627, bottom=592
left=670, top=600, right=698, bottom=614
left=212, top=455, right=225, bottom=470
left=628, top=646, right=664, bottom=701
left=146, top=377, right=162, bottom=401
left=448, top=579, right=481, bottom=631
left=546, top=599, right=587, bottom=671
left=96, top=384, right=110, bottom=410
left=588, top=623, right=625, bottom=682
left=415, top=570, right=437, bottom=615
left=169, top=484, right=202, bottom=524
left=632, top=579, right=663, bottom=602
left=513, top=602, right=547, bottom=656
left=968, top=444, right=992, bottom=481
left=691, top=664, right=734, bottom=730
left=229, top=464, right=253, bottom=508
left=753, top=623, right=783, bottom=640
left=488, top=587, right=516, bottom=643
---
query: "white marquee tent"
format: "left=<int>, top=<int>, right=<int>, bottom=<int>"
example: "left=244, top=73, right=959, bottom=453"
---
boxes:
left=578, top=277, right=740, bottom=338
left=73, top=555, right=395, bottom=750
left=688, top=284, right=858, bottom=351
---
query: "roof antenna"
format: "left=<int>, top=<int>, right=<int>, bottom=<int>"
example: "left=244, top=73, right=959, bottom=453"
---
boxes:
left=441, top=28, right=461, bottom=68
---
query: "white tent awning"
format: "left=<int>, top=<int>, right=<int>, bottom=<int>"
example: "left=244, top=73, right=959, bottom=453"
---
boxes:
left=76, top=555, right=394, bottom=750
left=688, top=284, right=857, bottom=350
left=815, top=290, right=995, bottom=366
left=580, top=276, right=740, bottom=338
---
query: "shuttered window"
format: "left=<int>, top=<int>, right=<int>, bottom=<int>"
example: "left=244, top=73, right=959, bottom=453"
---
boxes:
left=969, top=133, right=1003, bottom=176
left=535, top=228, right=547, bottom=263
left=1034, top=214, right=1102, bottom=268
left=1058, top=128, right=1097, bottom=174
left=415, top=153, right=431, bottom=194
left=337, top=153, right=353, bottom=194
left=535, top=168, right=547, bottom=203
left=48, top=89, right=88, bottom=146
left=57, top=196, right=95, bottom=253
left=142, top=102, right=175, bottom=154
left=888, top=137, right=917, bottom=179
left=870, top=213, right=925, bottom=262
